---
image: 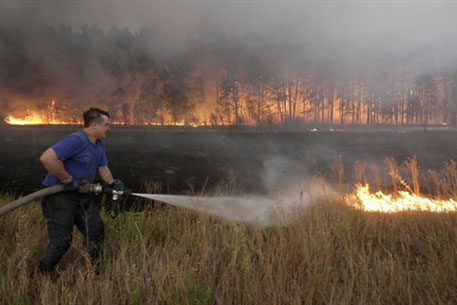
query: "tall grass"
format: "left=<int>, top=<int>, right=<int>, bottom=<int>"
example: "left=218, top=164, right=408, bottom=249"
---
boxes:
left=2, top=156, right=457, bottom=304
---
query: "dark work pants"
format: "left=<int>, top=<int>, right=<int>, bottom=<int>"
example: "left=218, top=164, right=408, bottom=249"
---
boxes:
left=38, top=192, right=105, bottom=272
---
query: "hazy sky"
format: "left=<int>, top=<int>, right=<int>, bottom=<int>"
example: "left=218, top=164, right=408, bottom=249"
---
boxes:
left=1, top=0, right=457, bottom=75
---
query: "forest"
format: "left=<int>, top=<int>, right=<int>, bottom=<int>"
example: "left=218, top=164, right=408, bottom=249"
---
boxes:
left=2, top=21, right=457, bottom=126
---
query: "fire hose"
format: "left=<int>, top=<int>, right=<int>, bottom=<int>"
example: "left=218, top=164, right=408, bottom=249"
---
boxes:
left=0, top=183, right=132, bottom=218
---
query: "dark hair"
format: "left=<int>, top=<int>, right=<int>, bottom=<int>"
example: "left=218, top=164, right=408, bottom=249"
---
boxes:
left=83, top=108, right=110, bottom=127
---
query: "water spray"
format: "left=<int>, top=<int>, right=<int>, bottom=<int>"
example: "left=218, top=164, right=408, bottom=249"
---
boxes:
left=1, top=180, right=327, bottom=226
left=132, top=193, right=278, bottom=226
left=0, top=185, right=281, bottom=225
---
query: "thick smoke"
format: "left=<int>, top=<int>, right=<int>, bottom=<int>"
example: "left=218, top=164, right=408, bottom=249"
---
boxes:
left=1, top=0, right=457, bottom=123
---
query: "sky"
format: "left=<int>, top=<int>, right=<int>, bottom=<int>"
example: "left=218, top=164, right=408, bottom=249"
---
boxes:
left=4, top=1, right=455, bottom=61
left=2, top=0, right=457, bottom=65
left=1, top=0, right=457, bottom=96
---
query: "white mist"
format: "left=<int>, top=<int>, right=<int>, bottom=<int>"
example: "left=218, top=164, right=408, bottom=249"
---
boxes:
left=133, top=178, right=334, bottom=226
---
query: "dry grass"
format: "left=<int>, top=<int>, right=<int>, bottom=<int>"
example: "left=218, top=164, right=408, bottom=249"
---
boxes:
left=2, top=157, right=457, bottom=305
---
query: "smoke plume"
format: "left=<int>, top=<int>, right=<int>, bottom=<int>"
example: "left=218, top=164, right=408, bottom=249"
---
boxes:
left=1, top=0, right=457, bottom=124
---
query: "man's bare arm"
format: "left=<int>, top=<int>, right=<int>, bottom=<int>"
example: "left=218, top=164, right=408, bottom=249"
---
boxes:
left=98, top=166, right=114, bottom=184
left=40, top=148, right=72, bottom=182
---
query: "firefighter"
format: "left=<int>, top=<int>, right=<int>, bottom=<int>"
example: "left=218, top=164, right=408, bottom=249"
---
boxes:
left=38, top=107, right=123, bottom=274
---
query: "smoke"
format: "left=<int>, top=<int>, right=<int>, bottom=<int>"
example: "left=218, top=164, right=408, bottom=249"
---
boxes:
left=1, top=0, right=457, bottom=120
left=34, top=1, right=457, bottom=72
left=131, top=144, right=339, bottom=226
left=3, top=1, right=456, bottom=67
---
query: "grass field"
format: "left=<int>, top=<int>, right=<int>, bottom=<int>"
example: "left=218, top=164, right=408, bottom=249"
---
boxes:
left=2, top=157, right=457, bottom=305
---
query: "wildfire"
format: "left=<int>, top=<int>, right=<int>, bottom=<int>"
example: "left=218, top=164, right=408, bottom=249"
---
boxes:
left=4, top=111, right=52, bottom=125
left=4, top=115, right=37, bottom=125
left=5, top=114, right=205, bottom=127
left=3, top=100, right=77, bottom=125
left=346, top=184, right=457, bottom=213
left=4, top=100, right=206, bottom=126
left=4, top=112, right=74, bottom=125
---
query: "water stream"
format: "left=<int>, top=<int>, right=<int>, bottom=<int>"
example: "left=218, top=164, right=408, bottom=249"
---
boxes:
left=132, top=180, right=334, bottom=226
left=132, top=193, right=280, bottom=225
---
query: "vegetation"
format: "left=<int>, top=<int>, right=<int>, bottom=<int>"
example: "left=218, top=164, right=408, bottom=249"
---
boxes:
left=1, top=157, right=457, bottom=304
left=2, top=21, right=457, bottom=126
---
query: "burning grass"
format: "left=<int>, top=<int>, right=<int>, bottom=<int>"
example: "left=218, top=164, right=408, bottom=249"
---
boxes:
left=2, top=156, right=457, bottom=304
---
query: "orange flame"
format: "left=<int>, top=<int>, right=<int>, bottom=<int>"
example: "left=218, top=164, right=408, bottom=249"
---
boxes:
left=4, top=115, right=36, bottom=125
left=3, top=100, right=76, bottom=125
left=4, top=111, right=74, bottom=125
left=346, top=184, right=457, bottom=213
left=4, top=111, right=50, bottom=125
left=4, top=100, right=208, bottom=126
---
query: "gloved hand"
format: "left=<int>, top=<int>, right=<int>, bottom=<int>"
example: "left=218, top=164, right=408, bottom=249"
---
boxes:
left=110, top=179, right=124, bottom=191
left=63, top=176, right=83, bottom=192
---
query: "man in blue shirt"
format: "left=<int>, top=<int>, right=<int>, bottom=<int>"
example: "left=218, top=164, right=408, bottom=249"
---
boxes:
left=38, top=107, right=123, bottom=274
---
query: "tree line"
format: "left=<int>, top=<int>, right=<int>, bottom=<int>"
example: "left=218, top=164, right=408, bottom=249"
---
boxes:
left=1, top=22, right=457, bottom=126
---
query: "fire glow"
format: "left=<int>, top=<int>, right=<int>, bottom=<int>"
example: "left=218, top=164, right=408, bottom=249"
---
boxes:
left=346, top=184, right=457, bottom=213
left=4, top=114, right=206, bottom=127
left=4, top=112, right=75, bottom=125
left=3, top=100, right=78, bottom=125
left=3, top=99, right=208, bottom=126
left=6, top=113, right=49, bottom=125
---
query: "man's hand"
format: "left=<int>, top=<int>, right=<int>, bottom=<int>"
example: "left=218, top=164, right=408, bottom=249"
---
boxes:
left=63, top=176, right=83, bottom=192
left=110, top=179, right=124, bottom=191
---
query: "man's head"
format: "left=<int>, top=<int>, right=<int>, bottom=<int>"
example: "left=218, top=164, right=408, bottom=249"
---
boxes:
left=83, top=108, right=110, bottom=140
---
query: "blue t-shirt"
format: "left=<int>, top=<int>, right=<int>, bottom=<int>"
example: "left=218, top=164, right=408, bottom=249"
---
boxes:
left=43, top=130, right=108, bottom=186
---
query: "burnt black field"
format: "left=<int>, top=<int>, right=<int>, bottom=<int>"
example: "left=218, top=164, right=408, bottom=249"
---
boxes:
left=1, top=125, right=457, bottom=196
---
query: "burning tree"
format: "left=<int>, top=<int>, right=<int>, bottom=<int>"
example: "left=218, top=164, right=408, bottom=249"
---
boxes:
left=216, top=71, right=241, bottom=125
left=2, top=21, right=457, bottom=127
left=159, top=63, right=195, bottom=125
